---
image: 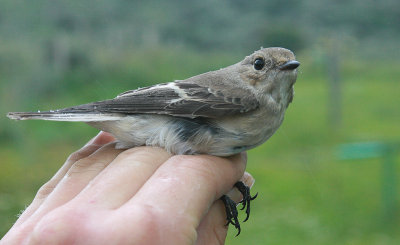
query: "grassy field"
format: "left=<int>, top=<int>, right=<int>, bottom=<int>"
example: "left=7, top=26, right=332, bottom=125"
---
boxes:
left=1, top=49, right=399, bottom=244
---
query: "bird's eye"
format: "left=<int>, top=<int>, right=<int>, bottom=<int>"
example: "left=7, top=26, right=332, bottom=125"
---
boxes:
left=253, top=58, right=265, bottom=70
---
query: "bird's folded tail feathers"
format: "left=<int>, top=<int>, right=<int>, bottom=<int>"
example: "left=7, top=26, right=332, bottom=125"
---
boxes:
left=7, top=111, right=123, bottom=122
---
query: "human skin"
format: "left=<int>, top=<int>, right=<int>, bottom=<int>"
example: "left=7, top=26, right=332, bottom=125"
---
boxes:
left=1, top=132, right=254, bottom=245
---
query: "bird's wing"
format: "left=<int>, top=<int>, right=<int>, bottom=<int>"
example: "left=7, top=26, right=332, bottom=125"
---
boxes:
left=57, top=81, right=259, bottom=119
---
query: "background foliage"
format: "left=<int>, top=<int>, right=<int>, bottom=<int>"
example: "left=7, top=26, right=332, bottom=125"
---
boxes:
left=1, top=0, right=399, bottom=244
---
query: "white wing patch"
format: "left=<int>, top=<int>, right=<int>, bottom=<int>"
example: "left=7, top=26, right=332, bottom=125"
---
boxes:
left=7, top=112, right=122, bottom=122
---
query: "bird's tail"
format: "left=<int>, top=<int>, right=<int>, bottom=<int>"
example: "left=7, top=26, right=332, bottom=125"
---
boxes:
left=7, top=111, right=122, bottom=122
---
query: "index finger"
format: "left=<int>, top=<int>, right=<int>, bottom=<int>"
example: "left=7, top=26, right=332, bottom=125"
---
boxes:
left=120, top=153, right=246, bottom=240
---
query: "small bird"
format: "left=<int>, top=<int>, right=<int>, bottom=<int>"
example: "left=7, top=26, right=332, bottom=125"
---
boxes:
left=8, top=47, right=299, bottom=156
left=7, top=47, right=299, bottom=234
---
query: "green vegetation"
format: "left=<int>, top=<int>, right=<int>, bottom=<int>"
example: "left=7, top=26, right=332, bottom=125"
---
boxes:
left=1, top=49, right=399, bottom=244
left=1, top=0, right=399, bottom=244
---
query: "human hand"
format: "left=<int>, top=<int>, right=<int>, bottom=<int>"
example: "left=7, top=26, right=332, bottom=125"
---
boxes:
left=1, top=132, right=254, bottom=245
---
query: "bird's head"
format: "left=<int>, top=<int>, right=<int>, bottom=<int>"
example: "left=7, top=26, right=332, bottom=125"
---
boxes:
left=238, top=47, right=299, bottom=108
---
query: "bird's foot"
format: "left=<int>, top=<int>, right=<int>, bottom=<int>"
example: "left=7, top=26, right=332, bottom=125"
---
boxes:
left=220, top=181, right=258, bottom=236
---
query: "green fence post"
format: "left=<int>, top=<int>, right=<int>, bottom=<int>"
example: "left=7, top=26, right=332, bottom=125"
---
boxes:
left=382, top=145, right=397, bottom=222
left=338, top=142, right=398, bottom=221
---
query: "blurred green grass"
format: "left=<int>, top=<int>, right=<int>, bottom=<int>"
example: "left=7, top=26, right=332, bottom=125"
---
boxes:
left=1, top=49, right=399, bottom=244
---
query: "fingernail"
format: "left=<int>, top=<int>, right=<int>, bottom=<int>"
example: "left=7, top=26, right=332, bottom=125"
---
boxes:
left=241, top=172, right=255, bottom=189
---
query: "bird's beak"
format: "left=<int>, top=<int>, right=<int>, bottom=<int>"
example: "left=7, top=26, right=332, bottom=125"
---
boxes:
left=278, top=60, right=300, bottom=70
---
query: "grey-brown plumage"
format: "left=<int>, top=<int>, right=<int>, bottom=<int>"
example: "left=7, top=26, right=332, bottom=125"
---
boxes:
left=7, top=47, right=299, bottom=156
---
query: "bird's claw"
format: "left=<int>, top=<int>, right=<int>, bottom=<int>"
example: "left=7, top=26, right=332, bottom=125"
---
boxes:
left=220, top=181, right=258, bottom=236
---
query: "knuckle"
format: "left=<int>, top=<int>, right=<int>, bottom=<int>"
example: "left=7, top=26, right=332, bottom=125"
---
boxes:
left=135, top=205, right=161, bottom=231
left=132, top=205, right=196, bottom=244
left=125, top=205, right=163, bottom=242
left=71, top=157, right=95, bottom=169
left=67, top=157, right=104, bottom=176
left=35, top=181, right=57, bottom=199
left=67, top=145, right=99, bottom=162
left=67, top=151, right=84, bottom=163
left=31, top=209, right=85, bottom=244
